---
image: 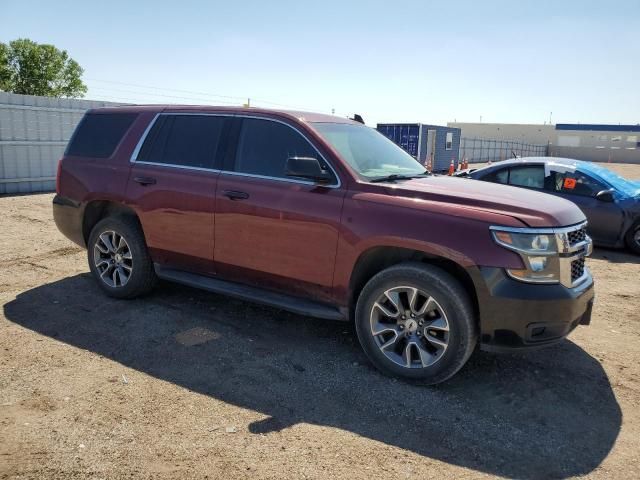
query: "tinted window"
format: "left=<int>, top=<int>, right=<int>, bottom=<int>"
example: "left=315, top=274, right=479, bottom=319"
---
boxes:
left=235, top=118, right=318, bottom=178
left=482, top=168, right=508, bottom=184
left=509, top=166, right=545, bottom=189
left=66, top=113, right=137, bottom=158
left=548, top=170, right=606, bottom=197
left=137, top=115, right=224, bottom=169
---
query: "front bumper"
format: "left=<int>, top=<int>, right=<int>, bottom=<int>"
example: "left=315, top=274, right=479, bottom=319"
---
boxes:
left=471, top=267, right=594, bottom=353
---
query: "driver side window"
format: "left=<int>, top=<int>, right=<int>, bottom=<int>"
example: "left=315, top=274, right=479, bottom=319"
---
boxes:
left=550, top=171, right=606, bottom=197
left=235, top=118, right=319, bottom=179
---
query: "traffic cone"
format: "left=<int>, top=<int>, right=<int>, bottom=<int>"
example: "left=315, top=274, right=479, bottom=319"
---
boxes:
left=448, top=159, right=455, bottom=176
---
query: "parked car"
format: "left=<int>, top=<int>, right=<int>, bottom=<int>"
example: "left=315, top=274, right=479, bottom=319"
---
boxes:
left=53, top=107, right=594, bottom=384
left=461, top=157, right=640, bottom=254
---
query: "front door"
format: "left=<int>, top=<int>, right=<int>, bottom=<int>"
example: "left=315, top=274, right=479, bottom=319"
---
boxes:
left=126, top=114, right=227, bottom=274
left=545, top=169, right=624, bottom=245
left=214, top=117, right=345, bottom=303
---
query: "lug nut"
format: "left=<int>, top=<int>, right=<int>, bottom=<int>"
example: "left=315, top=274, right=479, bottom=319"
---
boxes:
left=398, top=324, right=404, bottom=330
left=418, top=320, right=424, bottom=326
left=410, top=313, right=415, bottom=318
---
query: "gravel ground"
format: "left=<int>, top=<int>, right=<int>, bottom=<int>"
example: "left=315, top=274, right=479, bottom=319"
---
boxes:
left=1, top=163, right=639, bottom=479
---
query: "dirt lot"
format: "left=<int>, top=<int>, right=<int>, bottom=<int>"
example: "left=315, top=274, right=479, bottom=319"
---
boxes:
left=1, top=163, right=639, bottom=479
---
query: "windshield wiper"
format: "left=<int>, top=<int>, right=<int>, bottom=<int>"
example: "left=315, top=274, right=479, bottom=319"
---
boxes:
left=369, top=171, right=431, bottom=183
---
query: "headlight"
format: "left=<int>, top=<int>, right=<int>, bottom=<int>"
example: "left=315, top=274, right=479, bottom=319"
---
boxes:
left=491, top=228, right=560, bottom=283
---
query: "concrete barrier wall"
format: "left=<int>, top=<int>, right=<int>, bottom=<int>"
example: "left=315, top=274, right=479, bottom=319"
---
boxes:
left=549, top=145, right=640, bottom=164
left=0, top=92, right=122, bottom=194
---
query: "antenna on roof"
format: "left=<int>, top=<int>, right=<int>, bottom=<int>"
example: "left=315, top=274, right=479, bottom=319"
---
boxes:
left=351, top=114, right=365, bottom=124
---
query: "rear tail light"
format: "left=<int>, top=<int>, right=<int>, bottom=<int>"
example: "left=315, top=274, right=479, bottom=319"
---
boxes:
left=55, top=159, right=62, bottom=194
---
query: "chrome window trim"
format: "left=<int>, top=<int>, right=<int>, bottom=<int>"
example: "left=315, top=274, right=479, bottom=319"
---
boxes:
left=130, top=112, right=161, bottom=162
left=133, top=160, right=221, bottom=174
left=129, top=112, right=342, bottom=188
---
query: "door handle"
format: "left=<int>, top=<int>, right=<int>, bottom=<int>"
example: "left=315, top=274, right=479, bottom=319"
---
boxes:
left=223, top=190, right=250, bottom=200
left=133, top=176, right=157, bottom=186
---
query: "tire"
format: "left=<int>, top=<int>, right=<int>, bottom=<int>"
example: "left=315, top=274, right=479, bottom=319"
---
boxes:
left=624, top=220, right=640, bottom=255
left=354, top=262, right=477, bottom=385
left=87, top=215, right=157, bottom=299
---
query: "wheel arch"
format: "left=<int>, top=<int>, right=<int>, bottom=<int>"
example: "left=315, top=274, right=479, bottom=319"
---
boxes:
left=83, top=200, right=141, bottom=244
left=348, top=246, right=479, bottom=323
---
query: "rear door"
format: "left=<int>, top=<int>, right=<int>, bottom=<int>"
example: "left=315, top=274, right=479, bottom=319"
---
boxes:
left=126, top=114, right=227, bottom=274
left=214, top=117, right=345, bottom=303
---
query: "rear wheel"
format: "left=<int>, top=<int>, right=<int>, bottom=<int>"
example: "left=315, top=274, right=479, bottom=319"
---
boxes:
left=624, top=221, right=640, bottom=255
left=355, top=263, right=477, bottom=384
left=87, top=216, right=157, bottom=298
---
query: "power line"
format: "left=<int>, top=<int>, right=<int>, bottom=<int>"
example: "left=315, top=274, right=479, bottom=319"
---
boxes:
left=3, top=74, right=351, bottom=117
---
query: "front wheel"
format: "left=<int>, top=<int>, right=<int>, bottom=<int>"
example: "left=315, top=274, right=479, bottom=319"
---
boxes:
left=624, top=221, right=640, bottom=255
left=355, top=263, right=477, bottom=384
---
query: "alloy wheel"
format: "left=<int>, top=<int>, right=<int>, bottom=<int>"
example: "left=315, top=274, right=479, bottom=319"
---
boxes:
left=369, top=286, right=450, bottom=368
left=93, top=230, right=133, bottom=288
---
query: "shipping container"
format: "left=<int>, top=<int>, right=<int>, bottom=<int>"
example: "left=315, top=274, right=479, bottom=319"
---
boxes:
left=376, top=123, right=461, bottom=172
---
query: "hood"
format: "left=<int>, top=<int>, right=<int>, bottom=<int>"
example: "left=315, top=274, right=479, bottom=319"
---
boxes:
left=381, top=176, right=586, bottom=228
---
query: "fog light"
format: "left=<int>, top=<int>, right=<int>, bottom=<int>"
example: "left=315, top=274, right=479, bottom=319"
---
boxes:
left=529, top=256, right=548, bottom=272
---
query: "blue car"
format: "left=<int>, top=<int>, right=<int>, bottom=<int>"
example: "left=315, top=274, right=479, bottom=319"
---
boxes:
left=463, top=157, right=640, bottom=254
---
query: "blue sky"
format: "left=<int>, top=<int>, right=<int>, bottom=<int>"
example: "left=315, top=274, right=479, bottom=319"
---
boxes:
left=3, top=0, right=639, bottom=126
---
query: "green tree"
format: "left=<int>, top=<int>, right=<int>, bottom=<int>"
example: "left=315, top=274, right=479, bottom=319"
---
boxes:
left=0, top=38, right=87, bottom=98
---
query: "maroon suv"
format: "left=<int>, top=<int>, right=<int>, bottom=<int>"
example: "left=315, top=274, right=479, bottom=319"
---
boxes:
left=53, top=106, right=594, bottom=384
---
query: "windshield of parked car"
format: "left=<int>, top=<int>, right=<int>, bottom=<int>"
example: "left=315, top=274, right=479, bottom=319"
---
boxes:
left=312, top=122, right=427, bottom=179
left=578, top=162, right=640, bottom=198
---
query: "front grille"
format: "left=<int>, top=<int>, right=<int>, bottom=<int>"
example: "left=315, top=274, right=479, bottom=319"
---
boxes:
left=571, top=257, right=585, bottom=282
left=568, top=226, right=587, bottom=245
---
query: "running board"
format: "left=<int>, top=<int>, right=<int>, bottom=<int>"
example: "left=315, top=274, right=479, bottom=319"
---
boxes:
left=154, top=265, right=345, bottom=321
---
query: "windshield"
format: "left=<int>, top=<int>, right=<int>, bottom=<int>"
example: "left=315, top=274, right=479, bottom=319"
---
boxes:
left=312, top=122, right=427, bottom=179
left=579, top=162, right=640, bottom=198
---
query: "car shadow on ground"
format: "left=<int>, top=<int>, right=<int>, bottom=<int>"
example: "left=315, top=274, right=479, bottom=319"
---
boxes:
left=592, top=247, right=640, bottom=264
left=4, top=273, right=621, bottom=479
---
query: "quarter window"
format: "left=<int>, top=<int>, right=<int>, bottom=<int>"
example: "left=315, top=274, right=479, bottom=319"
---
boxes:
left=66, top=113, right=137, bottom=158
left=235, top=118, right=320, bottom=179
left=137, top=115, right=225, bottom=169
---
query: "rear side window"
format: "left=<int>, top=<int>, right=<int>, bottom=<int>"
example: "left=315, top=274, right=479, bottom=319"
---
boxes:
left=66, top=113, right=137, bottom=158
left=137, top=115, right=225, bottom=169
left=482, top=168, right=509, bottom=184
left=508, top=166, right=545, bottom=189
left=235, top=118, right=318, bottom=178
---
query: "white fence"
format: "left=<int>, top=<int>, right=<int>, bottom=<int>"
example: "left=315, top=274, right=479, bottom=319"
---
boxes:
left=0, top=92, right=121, bottom=194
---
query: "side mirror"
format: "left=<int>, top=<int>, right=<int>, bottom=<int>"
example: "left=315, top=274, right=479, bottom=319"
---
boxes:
left=286, top=157, right=333, bottom=184
left=595, top=189, right=615, bottom=203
